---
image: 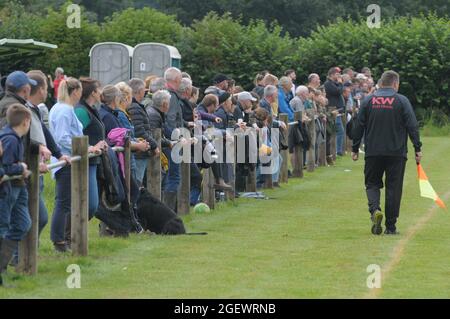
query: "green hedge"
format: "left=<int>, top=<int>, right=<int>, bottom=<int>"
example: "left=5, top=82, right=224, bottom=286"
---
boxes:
left=294, top=15, right=450, bottom=113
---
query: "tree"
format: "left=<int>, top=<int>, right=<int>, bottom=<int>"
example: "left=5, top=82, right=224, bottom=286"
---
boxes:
left=0, top=1, right=41, bottom=39
left=155, top=0, right=450, bottom=37
left=34, top=2, right=100, bottom=77
left=99, top=7, right=182, bottom=47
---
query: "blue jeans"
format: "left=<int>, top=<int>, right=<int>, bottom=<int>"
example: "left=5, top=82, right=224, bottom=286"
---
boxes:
left=0, top=186, right=31, bottom=241
left=336, top=116, right=345, bottom=156
left=272, top=155, right=283, bottom=183
left=134, top=158, right=148, bottom=187
left=50, top=165, right=99, bottom=243
left=256, top=164, right=265, bottom=189
left=164, top=153, right=180, bottom=193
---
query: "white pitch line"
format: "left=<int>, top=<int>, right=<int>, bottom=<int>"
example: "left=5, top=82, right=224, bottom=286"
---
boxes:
left=364, top=191, right=450, bottom=299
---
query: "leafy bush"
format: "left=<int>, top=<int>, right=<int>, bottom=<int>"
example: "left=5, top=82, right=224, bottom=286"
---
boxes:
left=430, top=109, right=449, bottom=127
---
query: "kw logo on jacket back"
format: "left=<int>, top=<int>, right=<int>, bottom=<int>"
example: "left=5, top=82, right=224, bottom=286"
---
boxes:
left=371, top=97, right=395, bottom=109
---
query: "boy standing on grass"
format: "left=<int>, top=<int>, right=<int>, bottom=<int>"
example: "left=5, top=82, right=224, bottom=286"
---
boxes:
left=0, top=104, right=32, bottom=287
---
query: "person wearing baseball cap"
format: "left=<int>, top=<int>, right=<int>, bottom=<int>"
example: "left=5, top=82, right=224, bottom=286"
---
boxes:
left=0, top=71, right=37, bottom=128
left=204, top=73, right=231, bottom=96
left=0, top=71, right=50, bottom=172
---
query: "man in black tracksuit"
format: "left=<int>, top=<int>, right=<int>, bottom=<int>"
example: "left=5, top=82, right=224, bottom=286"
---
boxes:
left=352, top=70, right=422, bottom=235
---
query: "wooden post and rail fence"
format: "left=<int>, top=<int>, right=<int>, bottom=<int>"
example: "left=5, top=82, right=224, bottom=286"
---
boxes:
left=3, top=110, right=341, bottom=276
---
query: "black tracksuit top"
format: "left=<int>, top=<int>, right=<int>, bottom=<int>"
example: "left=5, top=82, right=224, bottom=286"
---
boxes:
left=352, top=88, right=422, bottom=158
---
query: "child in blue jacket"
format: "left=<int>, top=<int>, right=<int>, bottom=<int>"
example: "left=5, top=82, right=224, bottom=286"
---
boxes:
left=0, top=103, right=32, bottom=286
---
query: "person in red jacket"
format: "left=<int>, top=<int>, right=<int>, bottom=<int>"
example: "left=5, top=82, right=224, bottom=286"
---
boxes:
left=48, top=67, right=66, bottom=102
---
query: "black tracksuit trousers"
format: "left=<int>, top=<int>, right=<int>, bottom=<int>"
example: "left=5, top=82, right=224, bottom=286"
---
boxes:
left=364, top=156, right=407, bottom=231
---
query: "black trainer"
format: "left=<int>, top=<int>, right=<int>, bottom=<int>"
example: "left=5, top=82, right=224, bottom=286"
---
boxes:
left=371, top=211, right=383, bottom=235
left=384, top=229, right=400, bottom=235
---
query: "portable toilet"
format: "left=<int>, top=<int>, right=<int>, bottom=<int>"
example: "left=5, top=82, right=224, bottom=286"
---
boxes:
left=132, top=43, right=181, bottom=79
left=89, top=42, right=133, bottom=86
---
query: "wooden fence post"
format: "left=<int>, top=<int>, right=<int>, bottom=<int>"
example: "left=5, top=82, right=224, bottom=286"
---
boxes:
left=17, top=144, right=40, bottom=275
left=292, top=111, right=304, bottom=178
left=318, top=119, right=327, bottom=167
left=178, top=161, right=191, bottom=215
left=71, top=136, right=89, bottom=257
left=306, top=110, right=316, bottom=172
left=246, top=166, right=257, bottom=192
left=225, top=134, right=236, bottom=201
left=202, top=168, right=215, bottom=210
left=279, top=113, right=289, bottom=184
left=264, top=169, right=273, bottom=189
left=147, top=129, right=161, bottom=201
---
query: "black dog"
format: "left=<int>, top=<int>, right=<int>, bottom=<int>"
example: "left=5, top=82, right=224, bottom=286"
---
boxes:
left=136, top=189, right=187, bottom=235
left=136, top=189, right=207, bottom=236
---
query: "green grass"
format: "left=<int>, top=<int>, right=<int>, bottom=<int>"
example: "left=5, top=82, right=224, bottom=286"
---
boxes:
left=1, top=137, right=449, bottom=298
left=421, top=123, right=450, bottom=137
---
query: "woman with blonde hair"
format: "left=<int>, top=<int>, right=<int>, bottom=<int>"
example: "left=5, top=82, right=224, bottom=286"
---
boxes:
left=49, top=78, right=106, bottom=252
left=115, top=82, right=135, bottom=137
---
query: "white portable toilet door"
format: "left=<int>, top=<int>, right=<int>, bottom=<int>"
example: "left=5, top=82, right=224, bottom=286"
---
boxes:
left=132, top=44, right=171, bottom=79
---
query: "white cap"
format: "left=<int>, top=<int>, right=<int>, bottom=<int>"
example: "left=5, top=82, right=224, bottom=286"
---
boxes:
left=238, top=91, right=257, bottom=102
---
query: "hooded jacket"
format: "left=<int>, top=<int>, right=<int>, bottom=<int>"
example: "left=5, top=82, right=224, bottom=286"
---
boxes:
left=0, top=125, right=25, bottom=188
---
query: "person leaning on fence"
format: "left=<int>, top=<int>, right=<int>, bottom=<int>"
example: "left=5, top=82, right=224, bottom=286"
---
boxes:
left=195, top=94, right=231, bottom=191
left=0, top=72, right=46, bottom=155
left=234, top=91, right=256, bottom=122
left=278, top=76, right=294, bottom=122
left=0, top=104, right=32, bottom=287
left=49, top=78, right=106, bottom=253
left=176, top=77, right=204, bottom=205
left=74, top=77, right=109, bottom=228
left=27, top=71, right=71, bottom=237
left=163, top=67, right=187, bottom=211
left=99, top=85, right=151, bottom=157
left=178, top=78, right=195, bottom=125
left=127, top=78, right=159, bottom=188
left=253, top=107, right=272, bottom=188
left=115, top=82, right=151, bottom=184
left=214, top=92, right=236, bottom=190
left=147, top=90, right=173, bottom=189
